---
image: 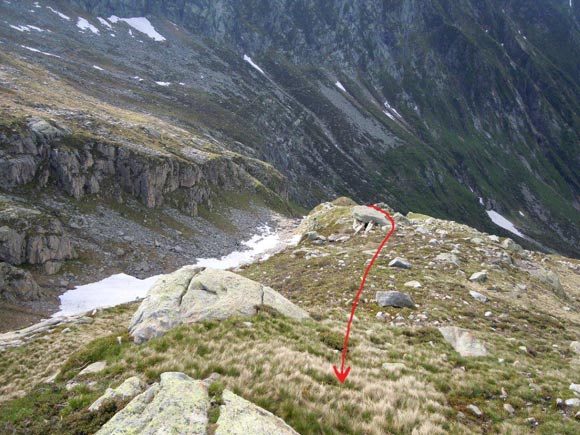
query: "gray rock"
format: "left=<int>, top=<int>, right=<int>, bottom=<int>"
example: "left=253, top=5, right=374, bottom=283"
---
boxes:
left=502, top=238, right=522, bottom=252
left=565, top=398, right=580, bottom=407
left=0, top=262, right=43, bottom=302
left=388, top=257, right=410, bottom=269
left=376, top=291, right=416, bottom=309
left=352, top=206, right=389, bottom=226
left=529, top=268, right=565, bottom=297
left=129, top=267, right=309, bottom=344
left=469, top=291, right=488, bottom=303
left=78, top=361, right=107, bottom=376
left=570, top=384, right=580, bottom=395
left=438, top=326, right=488, bottom=357
left=570, top=341, right=580, bottom=355
left=89, top=376, right=146, bottom=412
left=467, top=404, right=483, bottom=417
left=404, top=281, right=422, bottom=288
left=328, top=233, right=350, bottom=243
left=469, top=271, right=488, bottom=282
left=215, top=389, right=299, bottom=435
left=503, top=403, right=515, bottom=415
left=95, top=373, right=209, bottom=435
left=434, top=253, right=460, bottom=266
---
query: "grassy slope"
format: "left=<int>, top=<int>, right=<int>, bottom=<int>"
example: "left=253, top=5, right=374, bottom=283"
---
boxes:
left=1, top=200, right=580, bottom=434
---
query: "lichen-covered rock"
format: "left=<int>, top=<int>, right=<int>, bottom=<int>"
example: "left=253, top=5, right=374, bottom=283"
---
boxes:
left=439, top=326, right=488, bottom=357
left=352, top=205, right=389, bottom=226
left=89, top=377, right=146, bottom=412
left=129, top=267, right=309, bottom=343
left=95, top=372, right=210, bottom=435
left=215, top=389, right=300, bottom=435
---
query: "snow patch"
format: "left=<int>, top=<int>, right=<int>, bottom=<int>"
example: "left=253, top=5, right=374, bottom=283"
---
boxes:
left=97, top=17, right=112, bottom=30
left=243, top=54, right=266, bottom=75
left=108, top=16, right=166, bottom=41
left=486, top=210, right=525, bottom=238
left=10, top=24, right=46, bottom=32
left=92, top=65, right=104, bottom=71
left=155, top=81, right=171, bottom=86
left=479, top=197, right=485, bottom=206
left=21, top=45, right=61, bottom=58
left=335, top=81, right=347, bottom=92
left=519, top=210, right=525, bottom=217
left=53, top=225, right=291, bottom=317
left=77, top=17, right=100, bottom=34
left=47, top=7, right=70, bottom=21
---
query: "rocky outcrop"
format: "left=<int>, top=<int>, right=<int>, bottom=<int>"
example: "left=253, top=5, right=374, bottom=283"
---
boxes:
left=0, top=196, right=76, bottom=273
left=89, top=376, right=146, bottom=412
left=439, top=326, right=488, bottom=357
left=129, top=267, right=309, bottom=343
left=0, top=262, right=43, bottom=303
left=95, top=372, right=299, bottom=435
left=0, top=117, right=260, bottom=217
left=352, top=205, right=390, bottom=227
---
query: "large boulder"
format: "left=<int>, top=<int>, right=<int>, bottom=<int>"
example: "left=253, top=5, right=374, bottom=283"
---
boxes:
left=376, top=291, right=416, bottom=309
left=438, top=326, right=488, bottom=357
left=95, top=372, right=299, bottom=435
left=129, top=267, right=309, bottom=344
left=352, top=206, right=390, bottom=227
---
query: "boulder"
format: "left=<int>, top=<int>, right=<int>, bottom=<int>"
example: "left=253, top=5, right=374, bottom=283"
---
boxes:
left=565, top=398, right=580, bottom=407
left=434, top=253, right=460, bottom=266
left=502, top=238, right=522, bottom=253
left=388, top=257, right=410, bottom=269
left=89, top=376, right=146, bottom=412
left=78, top=361, right=107, bottom=376
left=529, top=268, right=565, bottom=297
left=570, top=384, right=580, bottom=395
left=352, top=206, right=389, bottom=227
left=95, top=373, right=299, bottom=435
left=129, top=267, right=309, bottom=344
left=404, top=281, right=422, bottom=288
left=215, top=389, right=299, bottom=435
left=438, top=326, right=488, bottom=357
left=376, top=291, right=416, bottom=309
left=469, top=271, right=488, bottom=282
left=95, top=373, right=210, bottom=435
left=469, top=291, right=488, bottom=303
left=570, top=341, right=580, bottom=355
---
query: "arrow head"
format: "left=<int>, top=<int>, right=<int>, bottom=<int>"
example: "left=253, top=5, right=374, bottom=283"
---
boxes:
left=332, top=365, right=351, bottom=384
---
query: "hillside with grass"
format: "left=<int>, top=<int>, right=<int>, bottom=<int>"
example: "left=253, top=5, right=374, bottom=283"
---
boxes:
left=1, top=199, right=580, bottom=434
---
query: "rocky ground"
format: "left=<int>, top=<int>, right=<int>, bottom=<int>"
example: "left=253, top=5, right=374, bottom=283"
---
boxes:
left=1, top=198, right=580, bottom=434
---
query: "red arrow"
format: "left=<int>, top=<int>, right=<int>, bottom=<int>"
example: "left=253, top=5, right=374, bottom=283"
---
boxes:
left=333, top=204, right=396, bottom=384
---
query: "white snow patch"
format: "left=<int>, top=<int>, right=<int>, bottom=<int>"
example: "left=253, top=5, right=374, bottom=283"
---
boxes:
left=383, top=110, right=396, bottom=121
left=335, top=81, right=347, bottom=92
left=519, top=211, right=525, bottom=217
left=77, top=17, right=100, bottom=34
left=243, top=54, right=266, bottom=75
left=92, top=65, right=104, bottom=71
left=53, top=225, right=292, bottom=316
left=9, top=24, right=45, bottom=32
left=155, top=81, right=171, bottom=87
left=108, top=16, right=166, bottom=41
left=47, top=6, right=70, bottom=21
left=133, top=76, right=144, bottom=82
left=479, top=197, right=485, bottom=206
left=486, top=210, right=525, bottom=238
left=21, top=45, right=60, bottom=58
left=97, top=17, right=112, bottom=30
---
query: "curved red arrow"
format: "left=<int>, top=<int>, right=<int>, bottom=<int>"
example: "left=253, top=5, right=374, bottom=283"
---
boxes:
left=333, top=204, right=396, bottom=384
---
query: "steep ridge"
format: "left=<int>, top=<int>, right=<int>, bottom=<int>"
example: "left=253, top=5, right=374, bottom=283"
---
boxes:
left=0, top=0, right=579, bottom=259
left=1, top=198, right=580, bottom=433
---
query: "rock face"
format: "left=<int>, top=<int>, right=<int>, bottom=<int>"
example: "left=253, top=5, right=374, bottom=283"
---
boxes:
left=129, top=267, right=309, bottom=343
left=0, top=262, right=43, bottom=302
left=215, top=389, right=299, bottom=435
left=95, top=372, right=299, bottom=435
left=438, top=326, right=488, bottom=357
left=376, top=291, right=416, bottom=309
left=352, top=206, right=390, bottom=227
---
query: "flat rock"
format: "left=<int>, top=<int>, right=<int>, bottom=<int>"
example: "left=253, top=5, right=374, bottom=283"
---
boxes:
left=129, top=266, right=309, bottom=344
left=89, top=376, right=146, bottom=412
left=438, top=326, right=488, bottom=357
left=376, top=291, right=416, bottom=309
left=404, top=281, right=422, bottom=288
left=215, top=389, right=299, bottom=435
left=469, top=271, right=488, bottom=282
left=469, top=291, right=488, bottom=303
left=79, top=361, right=107, bottom=376
left=388, top=257, right=410, bottom=269
left=352, top=206, right=389, bottom=227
